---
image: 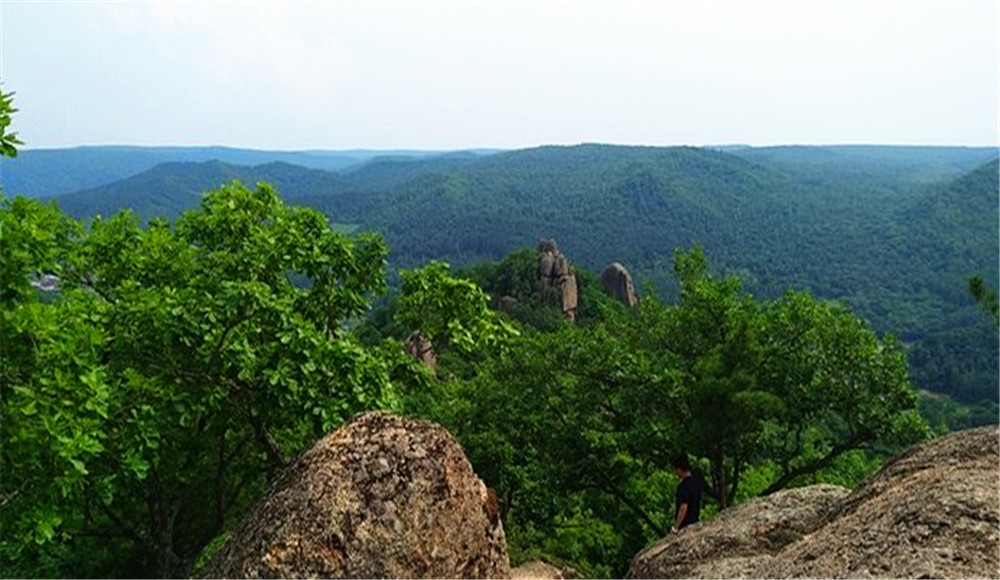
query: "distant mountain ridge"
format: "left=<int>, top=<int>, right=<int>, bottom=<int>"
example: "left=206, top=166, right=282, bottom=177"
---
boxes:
left=52, top=160, right=346, bottom=220
left=0, top=145, right=502, bottom=198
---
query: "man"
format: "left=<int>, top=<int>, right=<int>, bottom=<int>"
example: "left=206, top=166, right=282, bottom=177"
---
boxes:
left=671, top=452, right=702, bottom=533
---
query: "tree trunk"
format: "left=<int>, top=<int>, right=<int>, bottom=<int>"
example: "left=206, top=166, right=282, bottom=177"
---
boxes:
left=711, top=454, right=728, bottom=509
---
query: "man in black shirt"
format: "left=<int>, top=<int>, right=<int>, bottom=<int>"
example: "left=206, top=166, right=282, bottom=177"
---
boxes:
left=671, top=453, right=702, bottom=533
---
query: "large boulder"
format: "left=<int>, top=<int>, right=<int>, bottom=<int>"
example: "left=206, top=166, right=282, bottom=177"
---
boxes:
left=629, top=426, right=1000, bottom=579
left=200, top=412, right=510, bottom=579
left=629, top=484, right=849, bottom=578
left=600, top=262, right=638, bottom=307
left=766, top=425, right=1000, bottom=579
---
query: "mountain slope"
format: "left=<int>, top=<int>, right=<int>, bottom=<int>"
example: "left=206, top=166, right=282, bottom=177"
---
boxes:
left=53, top=160, right=346, bottom=220
left=731, top=145, right=999, bottom=190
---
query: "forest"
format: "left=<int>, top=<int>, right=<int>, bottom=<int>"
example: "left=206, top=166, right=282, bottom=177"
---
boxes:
left=9, top=139, right=998, bottom=407
left=1, top=92, right=997, bottom=578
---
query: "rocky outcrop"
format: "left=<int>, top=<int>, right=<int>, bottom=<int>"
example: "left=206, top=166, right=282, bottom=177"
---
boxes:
left=600, top=262, right=638, bottom=307
left=629, top=426, right=1000, bottom=579
left=201, top=412, right=510, bottom=579
left=404, top=330, right=437, bottom=374
left=537, top=238, right=578, bottom=322
left=629, top=484, right=849, bottom=578
left=766, top=425, right=1000, bottom=579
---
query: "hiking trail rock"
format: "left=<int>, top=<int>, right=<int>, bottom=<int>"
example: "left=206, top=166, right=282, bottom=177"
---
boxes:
left=767, top=425, right=1000, bottom=579
left=628, top=426, right=1000, bottom=579
left=629, top=484, right=849, bottom=578
left=200, top=412, right=510, bottom=579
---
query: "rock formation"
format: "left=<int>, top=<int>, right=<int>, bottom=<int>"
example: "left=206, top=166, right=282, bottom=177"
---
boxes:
left=200, top=412, right=510, bottom=579
left=404, top=329, right=437, bottom=374
left=600, top=262, right=639, bottom=307
left=537, top=238, right=578, bottom=322
left=629, top=426, right=1000, bottom=579
left=497, top=295, right=519, bottom=314
left=560, top=274, right=578, bottom=320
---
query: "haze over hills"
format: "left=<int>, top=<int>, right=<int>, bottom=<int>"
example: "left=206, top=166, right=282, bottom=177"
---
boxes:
left=0, top=145, right=501, bottom=198
left=2, top=143, right=997, bottom=405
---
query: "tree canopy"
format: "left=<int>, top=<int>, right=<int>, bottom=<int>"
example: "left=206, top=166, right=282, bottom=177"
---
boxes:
left=1, top=182, right=411, bottom=577
left=411, top=246, right=928, bottom=576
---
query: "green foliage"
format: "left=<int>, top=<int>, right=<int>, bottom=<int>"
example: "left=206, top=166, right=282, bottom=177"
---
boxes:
left=419, top=246, right=926, bottom=577
left=437, top=325, right=679, bottom=577
left=3, top=131, right=989, bottom=579
left=396, top=260, right=519, bottom=356
left=0, top=87, right=23, bottom=158
left=1, top=182, right=401, bottom=577
left=0, top=196, right=82, bottom=305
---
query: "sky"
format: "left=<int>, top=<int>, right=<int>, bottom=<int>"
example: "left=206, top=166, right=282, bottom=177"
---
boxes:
left=1, top=0, right=998, bottom=151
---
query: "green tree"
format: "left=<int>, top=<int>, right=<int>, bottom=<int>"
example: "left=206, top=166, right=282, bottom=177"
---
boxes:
left=395, top=260, right=518, bottom=357
left=621, top=248, right=926, bottom=505
left=0, top=87, right=22, bottom=158
left=444, top=324, right=679, bottom=577
left=1, top=182, right=401, bottom=577
left=646, top=247, right=781, bottom=508
left=754, top=291, right=927, bottom=494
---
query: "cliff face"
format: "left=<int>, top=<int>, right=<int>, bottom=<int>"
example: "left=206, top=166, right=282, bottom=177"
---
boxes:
left=200, top=412, right=509, bottom=579
left=630, top=426, right=1000, bottom=579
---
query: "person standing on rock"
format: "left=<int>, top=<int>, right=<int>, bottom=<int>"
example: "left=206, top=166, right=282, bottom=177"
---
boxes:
left=671, top=453, right=702, bottom=533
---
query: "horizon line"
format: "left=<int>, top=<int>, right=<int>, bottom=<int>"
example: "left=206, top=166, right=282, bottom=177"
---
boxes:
left=15, top=141, right=1000, bottom=153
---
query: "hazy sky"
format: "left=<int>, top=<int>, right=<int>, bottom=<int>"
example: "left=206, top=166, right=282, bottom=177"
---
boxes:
left=2, top=1, right=997, bottom=150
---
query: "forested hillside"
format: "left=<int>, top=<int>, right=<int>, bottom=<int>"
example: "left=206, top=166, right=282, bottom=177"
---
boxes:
left=50, top=160, right=345, bottom=221
left=10, top=144, right=999, bottom=404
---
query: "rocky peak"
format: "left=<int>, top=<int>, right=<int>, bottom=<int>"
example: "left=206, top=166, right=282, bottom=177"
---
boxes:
left=200, top=412, right=510, bottom=578
left=537, top=238, right=578, bottom=322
